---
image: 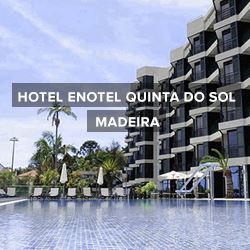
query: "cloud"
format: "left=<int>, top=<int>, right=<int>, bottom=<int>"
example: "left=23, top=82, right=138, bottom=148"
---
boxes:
left=3, top=0, right=156, bottom=73
left=122, top=0, right=211, bottom=11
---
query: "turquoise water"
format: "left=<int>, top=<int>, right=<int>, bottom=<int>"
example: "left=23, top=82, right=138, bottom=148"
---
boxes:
left=0, top=200, right=249, bottom=249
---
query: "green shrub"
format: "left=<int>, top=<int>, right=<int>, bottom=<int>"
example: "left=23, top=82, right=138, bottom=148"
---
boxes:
left=141, top=181, right=156, bottom=196
left=40, top=169, right=59, bottom=186
left=0, top=171, right=16, bottom=188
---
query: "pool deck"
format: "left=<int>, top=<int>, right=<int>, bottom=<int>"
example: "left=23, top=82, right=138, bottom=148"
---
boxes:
left=1, top=197, right=250, bottom=207
left=0, top=197, right=28, bottom=206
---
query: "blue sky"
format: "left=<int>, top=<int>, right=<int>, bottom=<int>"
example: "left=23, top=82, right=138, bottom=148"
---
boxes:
left=0, top=0, right=212, bottom=168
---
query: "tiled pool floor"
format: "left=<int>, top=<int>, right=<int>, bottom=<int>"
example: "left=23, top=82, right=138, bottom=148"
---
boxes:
left=0, top=199, right=250, bottom=250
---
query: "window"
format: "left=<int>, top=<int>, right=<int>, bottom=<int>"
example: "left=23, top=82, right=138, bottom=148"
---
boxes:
left=224, top=93, right=236, bottom=121
left=197, top=144, right=204, bottom=162
left=161, top=139, right=168, bottom=154
left=139, top=146, right=144, bottom=158
left=176, top=154, right=182, bottom=170
left=176, top=84, right=181, bottom=94
left=160, top=119, right=169, bottom=134
left=220, top=0, right=230, bottom=20
left=196, top=116, right=203, bottom=136
left=176, top=60, right=184, bottom=77
left=162, top=139, right=167, bottom=149
left=194, top=37, right=201, bottom=54
left=228, top=130, right=238, bottom=157
left=223, top=60, right=234, bottom=85
left=175, top=130, right=182, bottom=147
left=194, top=62, right=202, bottom=80
left=222, top=29, right=232, bottom=51
left=175, top=107, right=181, bottom=122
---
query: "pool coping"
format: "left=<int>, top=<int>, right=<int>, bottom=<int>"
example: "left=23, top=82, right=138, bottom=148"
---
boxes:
left=0, top=199, right=28, bottom=207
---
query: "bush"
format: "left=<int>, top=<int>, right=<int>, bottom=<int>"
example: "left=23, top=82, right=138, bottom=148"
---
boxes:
left=141, top=182, right=156, bottom=196
left=0, top=171, right=16, bottom=188
left=134, top=182, right=157, bottom=199
left=40, top=169, right=59, bottom=186
left=67, top=170, right=93, bottom=189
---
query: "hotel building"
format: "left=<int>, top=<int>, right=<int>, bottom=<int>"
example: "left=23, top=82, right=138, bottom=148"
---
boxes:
left=124, top=0, right=250, bottom=198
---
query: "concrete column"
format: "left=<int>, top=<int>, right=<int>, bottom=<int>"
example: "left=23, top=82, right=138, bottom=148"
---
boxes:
left=243, top=165, right=249, bottom=199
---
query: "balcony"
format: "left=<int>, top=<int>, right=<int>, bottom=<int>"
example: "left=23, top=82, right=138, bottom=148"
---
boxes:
left=159, top=108, right=167, bottom=115
left=194, top=128, right=205, bottom=137
left=218, top=38, right=238, bottom=53
left=192, top=44, right=205, bottom=55
left=160, top=149, right=169, bottom=155
left=160, top=128, right=170, bottom=135
left=172, top=116, right=183, bottom=124
left=228, top=145, right=239, bottom=158
left=222, top=110, right=237, bottom=122
left=221, top=72, right=240, bottom=86
left=217, top=6, right=236, bottom=22
left=128, top=158, right=135, bottom=165
left=193, top=71, right=205, bottom=81
left=173, top=140, right=183, bottom=148
left=129, top=142, right=136, bottom=149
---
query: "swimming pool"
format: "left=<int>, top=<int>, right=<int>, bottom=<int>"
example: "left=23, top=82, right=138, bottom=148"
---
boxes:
left=0, top=200, right=250, bottom=250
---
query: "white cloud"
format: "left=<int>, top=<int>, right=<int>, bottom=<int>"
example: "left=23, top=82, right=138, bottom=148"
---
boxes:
left=122, top=0, right=212, bottom=11
left=3, top=0, right=155, bottom=73
left=0, top=25, right=81, bottom=82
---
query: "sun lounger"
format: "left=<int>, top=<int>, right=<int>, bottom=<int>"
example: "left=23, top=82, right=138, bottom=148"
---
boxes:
left=100, top=188, right=111, bottom=199
left=114, top=188, right=127, bottom=199
left=66, top=188, right=77, bottom=199
left=48, top=188, right=59, bottom=199
left=0, top=189, right=6, bottom=198
left=7, top=187, right=16, bottom=197
left=82, top=187, right=93, bottom=199
left=30, top=188, right=43, bottom=199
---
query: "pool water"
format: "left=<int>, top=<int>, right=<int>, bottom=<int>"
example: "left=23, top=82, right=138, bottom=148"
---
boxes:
left=0, top=200, right=250, bottom=250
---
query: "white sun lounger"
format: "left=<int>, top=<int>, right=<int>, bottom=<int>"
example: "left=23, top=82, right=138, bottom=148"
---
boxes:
left=30, top=188, right=43, bottom=199
left=0, top=189, right=6, bottom=197
left=48, top=188, right=59, bottom=198
left=114, top=188, right=127, bottom=198
left=7, top=188, right=16, bottom=197
left=67, top=188, right=77, bottom=199
left=82, top=187, right=93, bottom=199
left=101, top=188, right=111, bottom=199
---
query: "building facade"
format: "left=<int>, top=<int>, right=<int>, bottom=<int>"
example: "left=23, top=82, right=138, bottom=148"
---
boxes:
left=124, top=0, right=250, bottom=198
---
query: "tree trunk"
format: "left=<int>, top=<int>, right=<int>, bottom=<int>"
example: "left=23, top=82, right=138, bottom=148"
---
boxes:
left=225, top=169, right=234, bottom=198
left=54, top=112, right=59, bottom=170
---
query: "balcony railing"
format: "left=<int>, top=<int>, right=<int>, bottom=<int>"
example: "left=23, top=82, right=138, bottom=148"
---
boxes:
left=219, top=38, right=238, bottom=53
left=172, top=116, right=183, bottom=124
left=173, top=140, right=183, bottom=148
left=217, top=6, right=236, bottom=22
left=159, top=108, right=167, bottom=115
left=221, top=72, right=240, bottom=86
left=160, top=128, right=170, bottom=135
left=223, top=110, right=237, bottom=121
left=194, top=128, right=204, bottom=137
left=228, top=145, right=239, bottom=158
left=160, top=149, right=169, bottom=155
left=192, top=44, right=205, bottom=55
left=193, top=71, right=205, bottom=81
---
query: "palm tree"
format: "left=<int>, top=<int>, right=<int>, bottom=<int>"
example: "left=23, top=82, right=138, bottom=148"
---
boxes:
left=102, top=159, right=121, bottom=188
left=37, top=103, right=77, bottom=169
left=31, top=131, right=59, bottom=172
left=201, top=148, right=234, bottom=198
left=31, top=131, right=76, bottom=172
